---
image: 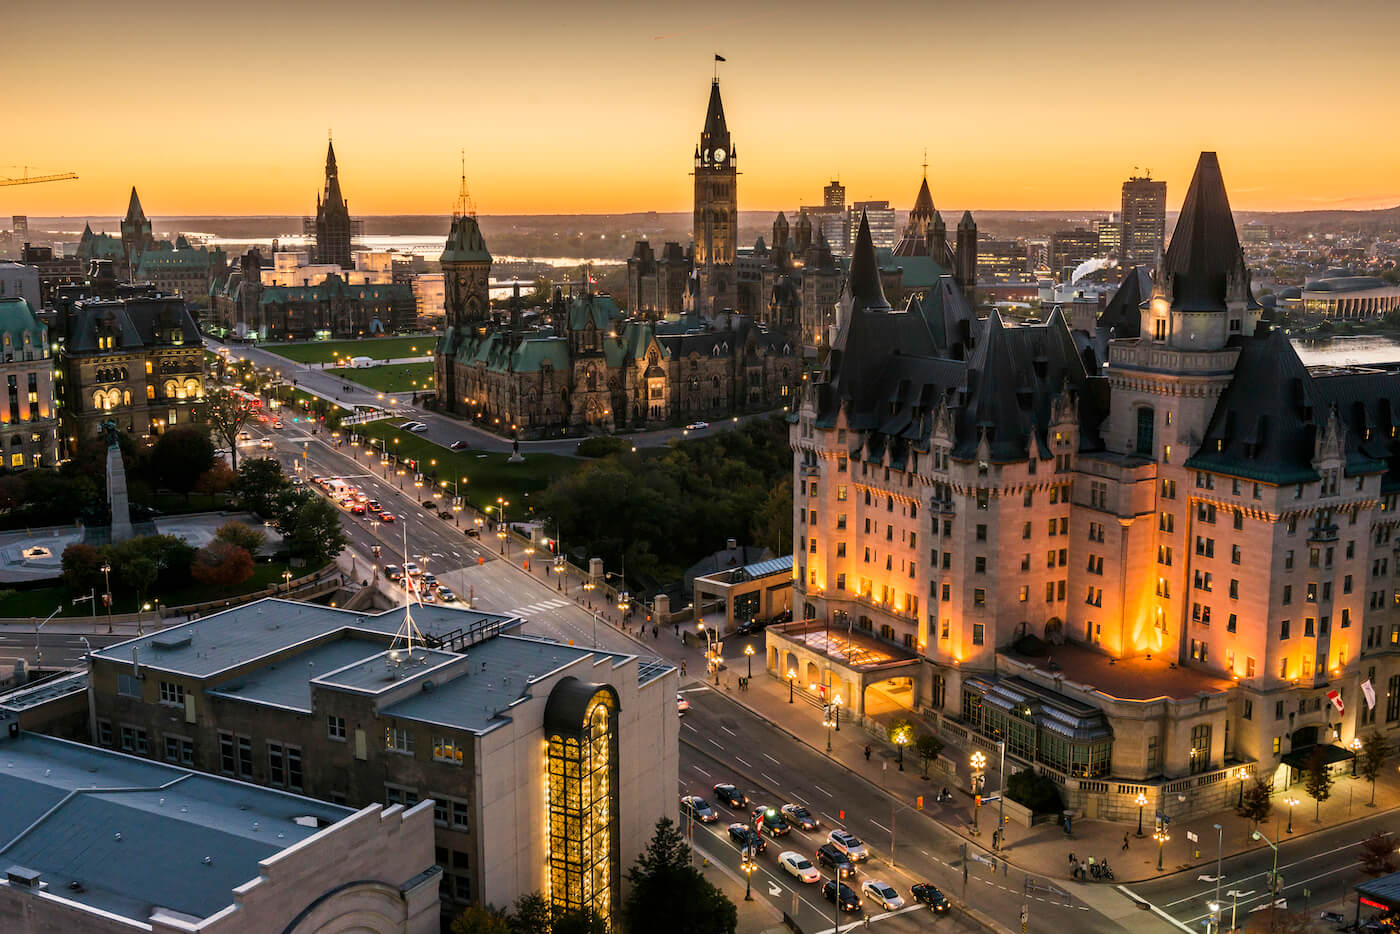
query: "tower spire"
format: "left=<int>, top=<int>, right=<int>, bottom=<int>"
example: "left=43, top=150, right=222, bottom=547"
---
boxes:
left=922, top=148, right=928, bottom=179
left=455, top=149, right=475, bottom=218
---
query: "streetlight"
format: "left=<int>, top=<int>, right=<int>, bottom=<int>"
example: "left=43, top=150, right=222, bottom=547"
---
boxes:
left=1284, top=796, right=1299, bottom=833
left=740, top=847, right=755, bottom=901
left=786, top=668, right=796, bottom=703
left=995, top=739, right=1006, bottom=850
left=282, top=569, right=293, bottom=593
left=970, top=751, right=987, bottom=832
left=1252, top=828, right=1280, bottom=932
left=1153, top=827, right=1170, bottom=871
left=893, top=723, right=910, bottom=772
left=100, top=562, right=113, bottom=634
left=1135, top=792, right=1148, bottom=837
left=1211, top=823, right=1223, bottom=934
left=1351, top=737, right=1363, bottom=776
left=1237, top=767, right=1249, bottom=808
left=744, top=644, right=754, bottom=679
left=34, top=605, right=61, bottom=668
left=823, top=703, right=835, bottom=753
left=139, top=602, right=151, bottom=636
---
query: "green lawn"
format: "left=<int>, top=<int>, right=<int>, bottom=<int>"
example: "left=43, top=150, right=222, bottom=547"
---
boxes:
left=327, top=363, right=436, bottom=395
left=263, top=336, right=438, bottom=365
left=0, top=563, right=290, bottom=619
left=350, top=422, right=577, bottom=518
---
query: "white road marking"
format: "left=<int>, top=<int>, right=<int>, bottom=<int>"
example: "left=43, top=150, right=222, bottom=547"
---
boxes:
left=692, top=766, right=711, bottom=778
left=870, top=820, right=890, bottom=833
left=721, top=725, right=738, bottom=736
left=790, top=793, right=809, bottom=805
left=1117, top=885, right=1194, bottom=933
left=761, top=773, right=779, bottom=785
left=683, top=723, right=698, bottom=733
left=707, top=739, right=723, bottom=750
left=763, top=753, right=781, bottom=765
left=813, top=784, right=831, bottom=797
left=735, top=756, right=751, bottom=768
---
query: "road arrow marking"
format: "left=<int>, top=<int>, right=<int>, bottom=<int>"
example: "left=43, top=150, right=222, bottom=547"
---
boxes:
left=1197, top=874, right=1221, bottom=882
left=1225, top=890, right=1255, bottom=898
left=768, top=882, right=781, bottom=897
left=1250, top=899, right=1286, bottom=913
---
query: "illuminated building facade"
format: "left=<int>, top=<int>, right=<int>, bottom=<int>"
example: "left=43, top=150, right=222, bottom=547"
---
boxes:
left=85, top=599, right=677, bottom=925
left=772, top=153, right=1400, bottom=820
left=0, top=296, right=58, bottom=467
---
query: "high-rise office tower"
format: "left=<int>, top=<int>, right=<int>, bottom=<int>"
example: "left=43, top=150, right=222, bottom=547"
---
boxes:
left=1121, top=173, right=1166, bottom=266
left=823, top=180, right=845, bottom=212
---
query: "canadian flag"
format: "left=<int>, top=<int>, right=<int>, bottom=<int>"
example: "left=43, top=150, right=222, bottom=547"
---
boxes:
left=1326, top=688, right=1345, bottom=715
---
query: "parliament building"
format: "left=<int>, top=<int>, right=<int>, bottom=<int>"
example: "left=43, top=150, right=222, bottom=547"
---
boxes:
left=769, top=153, right=1400, bottom=820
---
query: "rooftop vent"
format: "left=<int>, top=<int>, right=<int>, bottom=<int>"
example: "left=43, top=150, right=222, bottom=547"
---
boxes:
left=151, top=632, right=191, bottom=651
left=6, top=866, right=41, bottom=889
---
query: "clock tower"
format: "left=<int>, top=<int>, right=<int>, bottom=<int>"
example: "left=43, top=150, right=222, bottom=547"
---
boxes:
left=436, top=178, right=492, bottom=416
left=693, top=77, right=738, bottom=313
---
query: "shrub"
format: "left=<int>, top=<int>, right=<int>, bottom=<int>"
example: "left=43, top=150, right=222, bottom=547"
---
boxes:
left=190, top=542, right=254, bottom=588
left=576, top=436, right=628, bottom=459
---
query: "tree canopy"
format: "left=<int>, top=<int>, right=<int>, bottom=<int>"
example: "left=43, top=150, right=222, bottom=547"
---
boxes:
left=624, top=817, right=736, bottom=934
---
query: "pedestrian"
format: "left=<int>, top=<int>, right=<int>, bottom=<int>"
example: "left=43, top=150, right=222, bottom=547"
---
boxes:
left=680, top=660, right=687, bottom=676
left=1068, top=852, right=1076, bottom=871
left=674, top=623, right=679, bottom=637
left=682, top=632, right=688, bottom=646
left=653, top=625, right=659, bottom=639
left=1122, top=832, right=1129, bottom=852
left=864, top=745, right=871, bottom=761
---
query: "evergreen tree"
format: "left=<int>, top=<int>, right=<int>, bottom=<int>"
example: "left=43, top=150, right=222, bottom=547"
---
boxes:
left=624, top=818, right=736, bottom=934
left=1358, top=732, right=1389, bottom=807
left=507, top=893, right=551, bottom=934
left=449, top=905, right=510, bottom=934
left=1303, top=746, right=1333, bottom=821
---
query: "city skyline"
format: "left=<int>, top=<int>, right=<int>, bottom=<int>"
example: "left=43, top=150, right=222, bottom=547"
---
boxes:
left=8, top=0, right=1400, bottom=217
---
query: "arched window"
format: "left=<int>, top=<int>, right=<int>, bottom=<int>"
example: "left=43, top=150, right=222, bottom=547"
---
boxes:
left=93, top=390, right=107, bottom=411
left=106, top=388, right=122, bottom=409
left=164, top=379, right=179, bottom=399
left=183, top=377, right=201, bottom=399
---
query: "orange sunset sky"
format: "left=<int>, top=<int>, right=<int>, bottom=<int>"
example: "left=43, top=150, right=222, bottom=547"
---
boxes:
left=7, top=0, right=1398, bottom=217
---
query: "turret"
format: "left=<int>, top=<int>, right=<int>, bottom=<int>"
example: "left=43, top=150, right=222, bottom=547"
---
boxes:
left=955, top=211, right=977, bottom=301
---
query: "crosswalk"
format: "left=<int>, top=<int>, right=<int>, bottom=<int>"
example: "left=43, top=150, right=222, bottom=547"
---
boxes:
left=503, top=597, right=573, bottom=618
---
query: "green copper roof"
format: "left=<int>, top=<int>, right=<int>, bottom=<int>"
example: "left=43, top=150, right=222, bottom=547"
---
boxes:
left=441, top=214, right=491, bottom=265
left=0, top=298, right=47, bottom=353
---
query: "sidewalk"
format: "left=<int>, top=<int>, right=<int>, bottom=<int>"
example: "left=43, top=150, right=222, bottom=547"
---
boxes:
left=691, top=839, right=791, bottom=934
left=490, top=546, right=1400, bottom=889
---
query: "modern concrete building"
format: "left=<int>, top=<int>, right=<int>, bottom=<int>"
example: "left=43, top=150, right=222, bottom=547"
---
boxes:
left=847, top=201, right=897, bottom=253
left=1121, top=173, right=1167, bottom=267
left=774, top=153, right=1400, bottom=823
left=85, top=598, right=678, bottom=925
left=1300, top=276, right=1400, bottom=319
left=0, top=729, right=439, bottom=934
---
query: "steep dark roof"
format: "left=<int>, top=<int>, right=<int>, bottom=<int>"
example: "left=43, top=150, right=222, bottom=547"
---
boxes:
left=125, top=187, right=145, bottom=223
left=1162, top=152, right=1255, bottom=313
left=911, top=176, right=935, bottom=219
left=843, top=212, right=888, bottom=313
left=912, top=276, right=977, bottom=360
left=1097, top=265, right=1152, bottom=338
left=64, top=296, right=200, bottom=355
left=702, top=80, right=729, bottom=145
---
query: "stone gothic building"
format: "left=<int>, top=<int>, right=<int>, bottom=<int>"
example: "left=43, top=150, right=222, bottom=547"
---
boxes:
left=313, top=141, right=353, bottom=268
left=768, top=154, right=1400, bottom=821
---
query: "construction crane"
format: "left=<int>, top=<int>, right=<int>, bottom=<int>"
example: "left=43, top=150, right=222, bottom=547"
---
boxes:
left=0, top=166, right=78, bottom=188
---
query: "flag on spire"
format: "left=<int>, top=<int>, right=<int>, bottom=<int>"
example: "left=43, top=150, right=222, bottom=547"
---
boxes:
left=714, top=53, right=726, bottom=62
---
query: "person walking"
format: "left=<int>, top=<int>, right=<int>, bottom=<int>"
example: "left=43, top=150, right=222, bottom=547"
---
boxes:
left=1122, top=832, right=1129, bottom=852
left=680, top=660, right=687, bottom=677
left=864, top=745, right=871, bottom=762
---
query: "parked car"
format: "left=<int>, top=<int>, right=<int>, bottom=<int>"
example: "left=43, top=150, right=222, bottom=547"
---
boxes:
left=713, top=784, right=748, bottom=809
left=735, top=618, right=768, bottom=637
left=438, top=510, right=454, bottom=521
left=861, top=880, right=903, bottom=911
left=781, top=804, right=819, bottom=831
left=465, top=527, right=480, bottom=538
left=726, top=823, right=765, bottom=854
left=827, top=829, right=869, bottom=861
left=816, top=843, right=856, bottom=880
left=680, top=796, right=718, bottom=823
left=822, top=879, right=861, bottom=912
left=751, top=805, right=790, bottom=837
left=777, top=851, right=820, bottom=883
left=421, top=500, right=437, bottom=511
left=910, top=883, right=950, bottom=913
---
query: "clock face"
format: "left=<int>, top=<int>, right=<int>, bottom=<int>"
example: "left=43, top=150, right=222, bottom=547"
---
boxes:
left=713, top=148, right=726, bottom=164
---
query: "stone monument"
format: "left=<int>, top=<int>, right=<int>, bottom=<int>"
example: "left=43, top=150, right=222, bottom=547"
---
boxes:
left=103, top=420, right=134, bottom=543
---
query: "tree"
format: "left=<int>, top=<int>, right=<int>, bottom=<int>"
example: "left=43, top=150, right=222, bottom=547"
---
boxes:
left=196, top=464, right=237, bottom=496
left=190, top=542, right=254, bottom=588
left=283, top=495, right=347, bottom=568
left=122, top=555, right=159, bottom=611
left=915, top=733, right=944, bottom=779
left=1237, top=774, right=1273, bottom=829
left=1358, top=732, right=1389, bottom=806
left=449, top=905, right=511, bottom=934
left=152, top=425, right=216, bottom=500
left=1359, top=830, right=1398, bottom=875
left=236, top=457, right=288, bottom=518
left=204, top=387, right=254, bottom=472
left=61, top=543, right=106, bottom=594
left=214, top=521, right=266, bottom=555
left=507, top=893, right=551, bottom=934
left=750, top=475, right=793, bottom=555
left=1303, top=746, right=1333, bottom=821
left=550, top=909, right=606, bottom=934
left=625, top=817, right=736, bottom=934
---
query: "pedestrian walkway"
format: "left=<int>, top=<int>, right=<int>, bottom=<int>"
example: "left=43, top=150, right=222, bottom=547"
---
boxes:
left=690, top=840, right=791, bottom=934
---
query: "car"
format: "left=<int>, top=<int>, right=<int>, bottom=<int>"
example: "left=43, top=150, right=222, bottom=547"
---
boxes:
left=237, top=431, right=252, bottom=441
left=735, top=618, right=769, bottom=637
left=378, top=512, right=396, bottom=522
left=822, top=879, right=861, bottom=912
left=367, top=500, right=381, bottom=512
left=726, top=823, right=766, bottom=854
left=403, top=562, right=421, bottom=577
left=439, top=510, right=454, bottom=520
left=861, top=880, right=904, bottom=911
left=309, top=474, right=323, bottom=485
left=777, top=851, right=820, bottom=884
left=910, top=883, right=950, bottom=913
left=751, top=805, right=790, bottom=837
left=256, top=414, right=269, bottom=423
left=816, top=843, right=856, bottom=880
left=827, top=829, right=869, bottom=861
left=449, top=440, right=468, bottom=450
left=436, top=586, right=457, bottom=603
left=713, top=784, right=748, bottom=809
left=676, top=693, right=690, bottom=713
left=420, top=573, right=438, bottom=588
left=272, top=420, right=284, bottom=429
left=686, top=421, right=709, bottom=430
left=352, top=493, right=368, bottom=504
left=259, top=438, right=274, bottom=449
left=465, top=527, right=480, bottom=538
left=680, top=796, right=718, bottom=823
left=419, top=589, right=436, bottom=603
left=350, top=503, right=366, bottom=515
left=404, top=422, right=428, bottom=433
left=781, top=804, right=819, bottom=831
left=421, top=500, right=437, bottom=511
left=384, top=565, right=403, bottom=582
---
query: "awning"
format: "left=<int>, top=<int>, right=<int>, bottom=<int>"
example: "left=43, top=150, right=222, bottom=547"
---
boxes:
left=1356, top=869, right=1400, bottom=911
left=1281, top=743, right=1355, bottom=770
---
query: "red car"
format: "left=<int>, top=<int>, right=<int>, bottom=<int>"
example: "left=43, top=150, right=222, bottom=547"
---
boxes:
left=350, top=504, right=366, bottom=515
left=378, top=512, right=396, bottom=522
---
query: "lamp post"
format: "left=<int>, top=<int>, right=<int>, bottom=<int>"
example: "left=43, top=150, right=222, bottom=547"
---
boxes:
left=1237, top=767, right=1249, bottom=808
left=33, top=605, right=60, bottom=668
left=496, top=497, right=510, bottom=555
left=1351, top=737, right=1363, bottom=776
left=1135, top=792, right=1148, bottom=837
left=823, top=702, right=834, bottom=754
left=970, top=751, right=986, bottom=832
left=1153, top=827, right=1169, bottom=871
left=1284, top=796, right=1298, bottom=833
left=740, top=847, right=755, bottom=901
left=996, top=740, right=1006, bottom=850
left=282, top=569, right=293, bottom=594
left=1211, top=823, right=1223, bottom=934
left=833, top=693, right=842, bottom=732
left=893, top=724, right=910, bottom=772
left=1252, top=828, right=1280, bottom=933
left=101, top=562, right=113, bottom=634
left=744, top=644, right=754, bottom=679
left=698, top=622, right=719, bottom=685
left=787, top=668, right=796, bottom=703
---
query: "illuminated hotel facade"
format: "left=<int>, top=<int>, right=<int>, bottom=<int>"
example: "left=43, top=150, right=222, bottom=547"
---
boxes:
left=768, top=153, right=1400, bottom=819
left=84, top=599, right=677, bottom=925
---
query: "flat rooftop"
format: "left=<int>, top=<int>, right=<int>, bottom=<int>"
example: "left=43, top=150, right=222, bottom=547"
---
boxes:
left=1001, top=641, right=1235, bottom=702
left=91, top=598, right=519, bottom=679
left=208, top=635, right=393, bottom=712
left=0, top=732, right=351, bottom=925
left=771, top=621, right=919, bottom=672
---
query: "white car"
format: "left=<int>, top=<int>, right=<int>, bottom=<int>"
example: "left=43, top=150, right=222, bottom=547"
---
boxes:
left=676, top=693, right=690, bottom=713
left=402, top=421, right=428, bottom=433
left=861, top=880, right=904, bottom=911
left=403, top=562, right=422, bottom=577
left=685, top=421, right=709, bottom=430
left=778, top=850, right=820, bottom=884
left=827, top=829, right=869, bottom=861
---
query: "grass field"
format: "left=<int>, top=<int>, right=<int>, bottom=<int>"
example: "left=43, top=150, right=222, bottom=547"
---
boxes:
left=0, top=563, right=289, bottom=619
left=327, top=363, right=435, bottom=394
left=264, top=336, right=438, bottom=365
left=350, top=422, right=576, bottom=517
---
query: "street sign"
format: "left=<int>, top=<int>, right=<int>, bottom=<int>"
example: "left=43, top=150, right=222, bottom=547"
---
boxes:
left=1187, top=831, right=1198, bottom=843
